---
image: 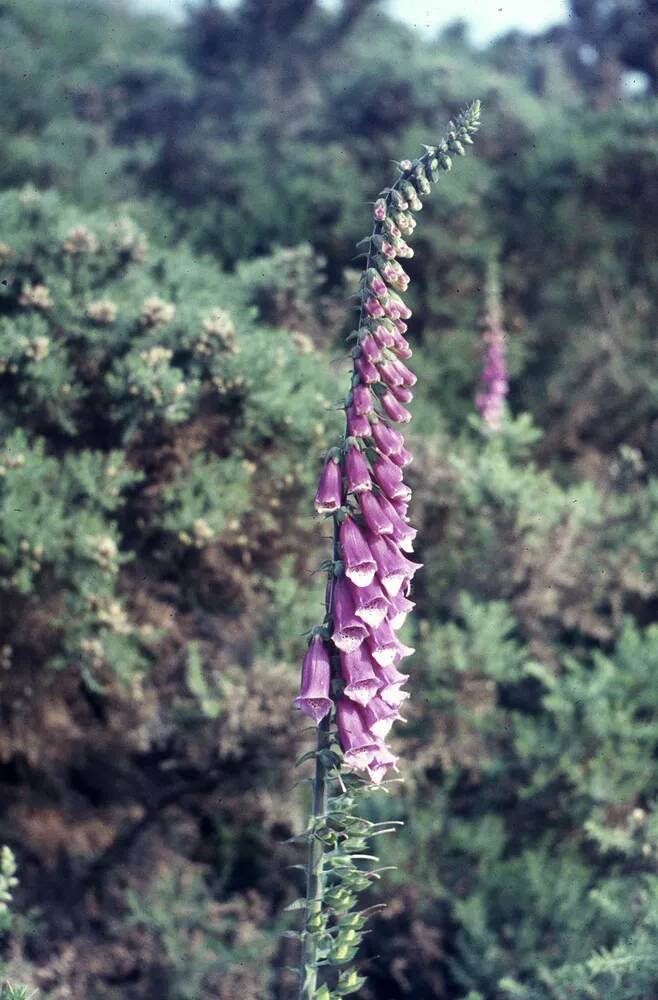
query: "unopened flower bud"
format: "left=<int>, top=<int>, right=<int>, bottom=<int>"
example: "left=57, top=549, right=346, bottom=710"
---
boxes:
left=352, top=383, right=373, bottom=416
left=373, top=198, right=387, bottom=222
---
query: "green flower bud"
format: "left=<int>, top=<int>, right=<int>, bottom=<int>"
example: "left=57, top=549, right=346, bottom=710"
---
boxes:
left=373, top=197, right=387, bottom=222
left=389, top=189, right=408, bottom=211
left=325, top=887, right=355, bottom=909
left=413, top=163, right=432, bottom=195
left=427, top=156, right=440, bottom=182
left=337, top=969, right=365, bottom=993
left=306, top=912, right=325, bottom=932
left=330, top=942, right=358, bottom=964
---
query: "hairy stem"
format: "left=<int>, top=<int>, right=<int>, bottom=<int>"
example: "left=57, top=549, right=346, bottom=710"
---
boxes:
left=299, top=714, right=330, bottom=1000
left=299, top=512, right=340, bottom=998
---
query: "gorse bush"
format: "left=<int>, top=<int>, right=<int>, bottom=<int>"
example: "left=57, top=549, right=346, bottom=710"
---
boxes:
left=0, top=185, right=340, bottom=688
left=126, top=867, right=279, bottom=1000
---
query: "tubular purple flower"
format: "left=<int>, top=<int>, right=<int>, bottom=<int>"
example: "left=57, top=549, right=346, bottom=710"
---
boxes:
left=355, top=356, right=379, bottom=384
left=390, top=359, right=417, bottom=386
left=389, top=446, right=413, bottom=468
left=387, top=482, right=411, bottom=506
left=397, top=547, right=423, bottom=586
left=380, top=391, right=412, bottom=423
left=389, top=329, right=413, bottom=359
left=393, top=638, right=415, bottom=663
left=364, top=295, right=385, bottom=318
left=346, top=404, right=371, bottom=438
left=367, top=744, right=399, bottom=785
left=374, top=451, right=403, bottom=481
left=359, top=489, right=394, bottom=536
left=362, top=694, right=402, bottom=738
left=372, top=458, right=410, bottom=503
left=387, top=291, right=412, bottom=321
left=352, top=383, right=374, bottom=416
left=336, top=697, right=379, bottom=769
left=378, top=360, right=404, bottom=387
left=390, top=342, right=413, bottom=362
left=388, top=592, right=415, bottom=630
left=366, top=619, right=400, bottom=667
left=383, top=299, right=401, bottom=321
left=349, top=578, right=390, bottom=628
left=314, top=457, right=343, bottom=515
left=293, top=636, right=333, bottom=723
left=366, top=268, right=388, bottom=299
left=380, top=260, right=410, bottom=293
left=371, top=322, right=395, bottom=348
left=375, top=662, right=409, bottom=694
left=376, top=494, right=417, bottom=550
left=359, top=334, right=382, bottom=364
left=391, top=522, right=416, bottom=553
left=379, top=260, right=398, bottom=285
left=367, top=533, right=406, bottom=596
left=389, top=383, right=414, bottom=404
left=389, top=496, right=409, bottom=519
left=331, top=576, right=368, bottom=653
left=368, top=533, right=422, bottom=595
left=370, top=419, right=404, bottom=455
left=380, top=685, right=410, bottom=710
left=379, top=239, right=398, bottom=258
left=340, top=516, right=377, bottom=588
left=340, top=647, right=381, bottom=706
left=345, top=445, right=372, bottom=494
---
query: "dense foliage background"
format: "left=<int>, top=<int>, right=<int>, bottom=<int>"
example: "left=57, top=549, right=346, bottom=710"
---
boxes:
left=0, top=0, right=657, bottom=996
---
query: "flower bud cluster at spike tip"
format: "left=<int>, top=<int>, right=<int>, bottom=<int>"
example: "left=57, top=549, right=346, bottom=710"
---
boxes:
left=475, top=260, right=508, bottom=432
left=294, top=101, right=481, bottom=786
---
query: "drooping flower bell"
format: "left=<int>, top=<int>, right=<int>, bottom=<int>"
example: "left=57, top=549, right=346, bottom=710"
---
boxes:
left=314, top=456, right=342, bottom=514
left=340, top=517, right=377, bottom=588
left=331, top=577, right=368, bottom=653
left=345, top=445, right=372, bottom=494
left=293, top=635, right=333, bottom=723
left=335, top=697, right=379, bottom=769
left=340, top=646, right=381, bottom=706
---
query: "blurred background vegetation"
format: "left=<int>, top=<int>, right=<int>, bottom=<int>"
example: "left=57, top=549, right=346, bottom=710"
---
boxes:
left=0, top=0, right=657, bottom=997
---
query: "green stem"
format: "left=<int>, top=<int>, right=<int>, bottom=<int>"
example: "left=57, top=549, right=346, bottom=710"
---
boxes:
left=299, top=713, right=330, bottom=1000
left=300, top=507, right=340, bottom=998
